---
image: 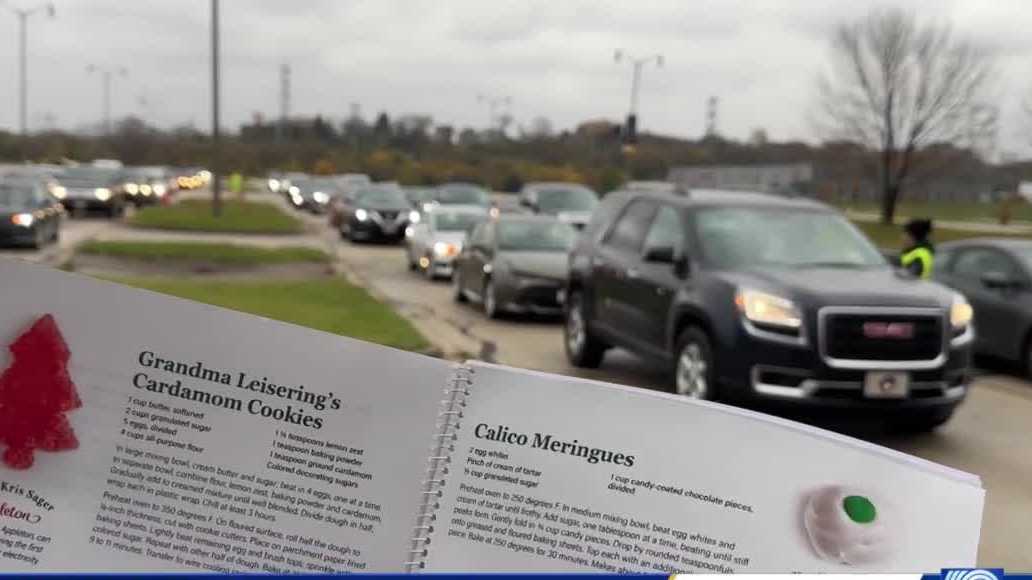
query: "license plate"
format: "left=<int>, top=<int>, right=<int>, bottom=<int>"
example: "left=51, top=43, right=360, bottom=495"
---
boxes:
left=864, top=371, right=910, bottom=398
left=72, top=200, right=87, bottom=209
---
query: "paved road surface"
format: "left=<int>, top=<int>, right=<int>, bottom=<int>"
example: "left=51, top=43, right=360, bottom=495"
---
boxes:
left=0, top=216, right=116, bottom=265
left=309, top=215, right=1031, bottom=568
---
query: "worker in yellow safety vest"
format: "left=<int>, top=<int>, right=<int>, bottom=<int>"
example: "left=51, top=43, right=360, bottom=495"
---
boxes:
left=900, top=218, right=934, bottom=279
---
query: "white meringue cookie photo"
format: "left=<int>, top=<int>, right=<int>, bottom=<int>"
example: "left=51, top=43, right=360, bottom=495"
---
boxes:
left=803, top=484, right=898, bottom=566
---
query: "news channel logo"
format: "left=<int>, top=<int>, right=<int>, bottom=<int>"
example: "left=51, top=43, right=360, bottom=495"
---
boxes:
left=930, top=569, right=1010, bottom=580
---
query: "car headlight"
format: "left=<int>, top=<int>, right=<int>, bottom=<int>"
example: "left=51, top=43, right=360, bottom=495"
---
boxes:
left=95, top=188, right=112, bottom=201
left=124, top=183, right=139, bottom=195
left=290, top=193, right=303, bottom=206
left=153, top=184, right=167, bottom=197
left=433, top=241, right=459, bottom=258
left=268, top=178, right=280, bottom=191
left=11, top=213, right=34, bottom=227
left=51, top=186, right=66, bottom=199
left=288, top=186, right=300, bottom=195
left=489, top=207, right=500, bottom=219
left=950, top=293, right=973, bottom=330
left=735, top=289, right=802, bottom=329
left=409, top=210, right=423, bottom=224
left=313, top=191, right=329, bottom=204
left=140, top=184, right=153, bottom=196
left=355, top=208, right=369, bottom=222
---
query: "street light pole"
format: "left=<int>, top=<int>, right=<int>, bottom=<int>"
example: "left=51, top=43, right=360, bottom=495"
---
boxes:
left=4, top=2, right=54, bottom=136
left=86, top=64, right=127, bottom=135
left=614, top=49, right=663, bottom=143
left=211, top=0, right=222, bottom=217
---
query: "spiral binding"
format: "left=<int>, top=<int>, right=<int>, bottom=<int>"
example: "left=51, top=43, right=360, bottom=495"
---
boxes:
left=404, top=363, right=474, bottom=572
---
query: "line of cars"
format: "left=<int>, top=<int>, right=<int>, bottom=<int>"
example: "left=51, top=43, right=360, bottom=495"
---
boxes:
left=292, top=171, right=1014, bottom=431
left=0, top=161, right=208, bottom=248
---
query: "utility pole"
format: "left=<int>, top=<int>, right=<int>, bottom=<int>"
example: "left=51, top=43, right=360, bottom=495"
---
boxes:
left=614, top=49, right=663, bottom=145
left=211, top=0, right=222, bottom=217
left=277, top=63, right=290, bottom=142
left=705, top=96, right=719, bottom=137
left=86, top=64, right=127, bottom=135
left=476, top=94, right=512, bottom=134
left=4, top=2, right=54, bottom=136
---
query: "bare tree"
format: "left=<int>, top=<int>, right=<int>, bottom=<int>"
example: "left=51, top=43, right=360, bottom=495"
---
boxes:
left=817, top=8, right=993, bottom=223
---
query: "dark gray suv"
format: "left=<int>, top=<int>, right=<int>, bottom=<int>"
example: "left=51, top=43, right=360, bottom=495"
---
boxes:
left=564, top=189, right=975, bottom=431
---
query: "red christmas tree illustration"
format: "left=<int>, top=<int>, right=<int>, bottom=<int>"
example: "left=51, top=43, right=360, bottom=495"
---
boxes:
left=0, top=314, right=81, bottom=470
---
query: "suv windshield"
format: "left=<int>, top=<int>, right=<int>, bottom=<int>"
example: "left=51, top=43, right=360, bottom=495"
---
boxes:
left=0, top=184, right=34, bottom=209
left=356, top=188, right=407, bottom=205
left=433, top=211, right=485, bottom=232
left=536, top=187, right=598, bottom=213
left=696, top=207, right=885, bottom=269
left=498, top=221, right=576, bottom=252
left=58, top=168, right=118, bottom=187
left=437, top=185, right=489, bottom=206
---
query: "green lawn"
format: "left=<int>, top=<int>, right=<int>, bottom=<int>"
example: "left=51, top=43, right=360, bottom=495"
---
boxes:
left=130, top=199, right=303, bottom=234
left=833, top=198, right=1032, bottom=223
left=851, top=220, right=1030, bottom=251
left=79, top=240, right=328, bottom=266
left=106, top=277, right=429, bottom=352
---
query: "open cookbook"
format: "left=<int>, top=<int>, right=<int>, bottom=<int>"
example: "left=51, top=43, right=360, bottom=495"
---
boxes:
left=0, top=259, right=983, bottom=573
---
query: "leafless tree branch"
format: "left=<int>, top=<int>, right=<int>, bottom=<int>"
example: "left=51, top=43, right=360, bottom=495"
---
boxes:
left=816, top=7, right=994, bottom=223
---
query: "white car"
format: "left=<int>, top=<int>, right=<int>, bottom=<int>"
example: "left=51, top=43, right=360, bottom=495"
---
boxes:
left=405, top=205, right=489, bottom=279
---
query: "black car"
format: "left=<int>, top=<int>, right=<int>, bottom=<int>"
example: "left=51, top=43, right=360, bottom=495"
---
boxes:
left=52, top=166, right=126, bottom=217
left=564, top=189, right=975, bottom=431
left=288, top=177, right=339, bottom=214
left=0, top=179, right=63, bottom=248
left=934, top=238, right=1032, bottom=375
left=338, top=186, right=415, bottom=242
left=453, top=215, right=577, bottom=318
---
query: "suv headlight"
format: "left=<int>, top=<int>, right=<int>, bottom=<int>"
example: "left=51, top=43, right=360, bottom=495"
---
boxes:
left=950, top=293, right=973, bottom=331
left=95, top=188, right=112, bottom=201
left=433, top=241, right=459, bottom=258
left=313, top=191, right=329, bottom=204
left=735, top=289, right=802, bottom=329
left=355, top=208, right=369, bottom=222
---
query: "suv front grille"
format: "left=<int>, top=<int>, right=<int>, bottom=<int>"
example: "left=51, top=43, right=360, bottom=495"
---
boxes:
left=822, top=310, right=944, bottom=364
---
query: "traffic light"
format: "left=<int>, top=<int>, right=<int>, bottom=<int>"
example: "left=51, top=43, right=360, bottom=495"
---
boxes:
left=622, top=114, right=638, bottom=145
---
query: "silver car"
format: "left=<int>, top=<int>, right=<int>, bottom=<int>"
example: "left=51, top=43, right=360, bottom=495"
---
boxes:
left=405, top=205, right=488, bottom=279
left=517, top=182, right=600, bottom=229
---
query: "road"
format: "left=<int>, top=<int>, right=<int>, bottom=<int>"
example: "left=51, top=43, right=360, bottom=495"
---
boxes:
left=0, top=216, right=114, bottom=265
left=304, top=214, right=1031, bottom=568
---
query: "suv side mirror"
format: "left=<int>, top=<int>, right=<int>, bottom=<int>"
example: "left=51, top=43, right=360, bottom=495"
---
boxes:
left=644, top=245, right=676, bottom=264
left=981, top=271, right=1018, bottom=290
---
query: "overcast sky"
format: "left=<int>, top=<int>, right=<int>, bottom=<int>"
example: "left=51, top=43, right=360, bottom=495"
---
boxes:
left=1, top=0, right=1030, bottom=155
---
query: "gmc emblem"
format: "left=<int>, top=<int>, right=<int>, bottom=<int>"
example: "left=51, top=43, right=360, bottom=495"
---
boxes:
left=862, top=321, right=915, bottom=340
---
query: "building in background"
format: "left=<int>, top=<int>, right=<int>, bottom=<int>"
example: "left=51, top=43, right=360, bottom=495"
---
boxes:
left=668, top=163, right=814, bottom=194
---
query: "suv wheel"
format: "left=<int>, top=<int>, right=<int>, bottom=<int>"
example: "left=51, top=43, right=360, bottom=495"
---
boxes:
left=674, top=327, right=717, bottom=400
left=452, top=268, right=467, bottom=303
left=483, top=279, right=501, bottom=319
left=564, top=291, right=605, bottom=368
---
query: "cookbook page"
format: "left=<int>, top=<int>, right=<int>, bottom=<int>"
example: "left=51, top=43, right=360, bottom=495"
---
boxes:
left=422, top=362, right=983, bottom=573
left=0, top=259, right=451, bottom=572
